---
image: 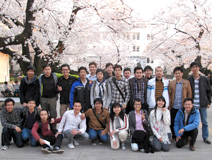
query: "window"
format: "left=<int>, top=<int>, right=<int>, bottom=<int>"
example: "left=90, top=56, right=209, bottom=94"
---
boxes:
left=133, top=46, right=140, bottom=52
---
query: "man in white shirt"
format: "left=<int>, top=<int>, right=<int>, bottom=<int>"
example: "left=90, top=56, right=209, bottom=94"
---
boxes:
left=57, top=100, right=89, bottom=149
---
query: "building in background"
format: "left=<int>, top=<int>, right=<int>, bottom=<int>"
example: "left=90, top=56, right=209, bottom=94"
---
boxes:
left=0, top=52, right=9, bottom=82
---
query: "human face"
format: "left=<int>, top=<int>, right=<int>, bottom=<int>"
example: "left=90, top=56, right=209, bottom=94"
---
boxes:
left=73, top=102, right=82, bottom=114
left=123, top=71, right=131, bottom=79
left=40, top=110, right=48, bottom=122
left=184, top=100, right=193, bottom=113
left=5, top=101, right=14, bottom=113
left=89, top=64, right=97, bottom=74
left=79, top=69, right=87, bottom=79
left=94, top=101, right=103, bottom=110
left=190, top=65, right=200, bottom=75
left=113, top=105, right=121, bottom=116
left=27, top=101, right=36, bottom=110
left=97, top=72, right=104, bottom=82
left=27, top=69, right=35, bottom=78
left=106, top=65, right=113, bottom=74
left=114, top=68, right=122, bottom=77
left=157, top=99, right=165, bottom=108
left=134, top=69, right=143, bottom=79
left=61, top=66, right=70, bottom=76
left=145, top=69, right=152, bottom=78
left=134, top=101, right=142, bottom=111
left=43, top=66, right=52, bottom=77
left=174, top=70, right=183, bottom=81
left=155, top=68, right=163, bottom=79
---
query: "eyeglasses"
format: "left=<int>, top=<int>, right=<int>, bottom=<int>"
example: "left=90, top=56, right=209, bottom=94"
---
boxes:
left=62, top=69, right=69, bottom=71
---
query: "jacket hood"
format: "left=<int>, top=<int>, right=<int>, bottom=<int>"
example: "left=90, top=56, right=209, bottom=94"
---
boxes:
left=23, top=75, right=37, bottom=85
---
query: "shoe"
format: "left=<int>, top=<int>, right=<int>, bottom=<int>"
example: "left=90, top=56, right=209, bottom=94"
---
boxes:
left=190, top=145, right=195, bottom=151
left=91, top=139, right=97, bottom=145
left=42, top=147, right=52, bottom=154
left=121, top=142, right=126, bottom=150
left=2, top=145, right=9, bottom=151
left=68, top=143, right=75, bottom=149
left=204, top=138, right=211, bottom=144
left=140, top=149, right=145, bottom=152
left=52, top=146, right=64, bottom=154
left=98, top=140, right=103, bottom=145
left=74, top=139, right=79, bottom=146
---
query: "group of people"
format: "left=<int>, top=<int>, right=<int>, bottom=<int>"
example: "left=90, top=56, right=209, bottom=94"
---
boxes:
left=1, top=61, right=211, bottom=154
left=1, top=81, right=20, bottom=97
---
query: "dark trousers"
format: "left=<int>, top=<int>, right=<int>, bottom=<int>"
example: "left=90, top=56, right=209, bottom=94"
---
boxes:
left=40, top=134, right=63, bottom=148
left=1, top=128, right=24, bottom=147
left=176, top=128, right=198, bottom=147
left=170, top=108, right=179, bottom=138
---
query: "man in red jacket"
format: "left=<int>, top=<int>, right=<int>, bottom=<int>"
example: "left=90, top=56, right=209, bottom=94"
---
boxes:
left=31, top=110, right=63, bottom=154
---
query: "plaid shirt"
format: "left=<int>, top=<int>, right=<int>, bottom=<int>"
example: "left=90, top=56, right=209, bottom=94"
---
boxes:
left=109, top=77, right=130, bottom=105
left=133, top=78, right=145, bottom=103
left=1, top=107, right=22, bottom=129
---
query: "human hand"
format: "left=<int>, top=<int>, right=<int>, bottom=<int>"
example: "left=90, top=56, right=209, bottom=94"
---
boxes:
left=101, top=130, right=106, bottom=136
left=15, top=126, right=22, bottom=132
left=176, top=136, right=181, bottom=142
left=110, top=131, right=116, bottom=136
left=162, top=108, right=167, bottom=112
left=71, top=129, right=78, bottom=135
left=207, top=105, right=210, bottom=109
left=55, top=132, right=61, bottom=138
left=113, top=140, right=117, bottom=147
left=57, top=85, right=62, bottom=91
left=39, top=138, right=45, bottom=145
left=50, top=118, right=55, bottom=124
left=23, top=103, right=27, bottom=107
left=178, top=128, right=184, bottom=134
left=37, top=106, right=42, bottom=110
left=80, top=113, right=85, bottom=120
left=158, top=137, right=163, bottom=142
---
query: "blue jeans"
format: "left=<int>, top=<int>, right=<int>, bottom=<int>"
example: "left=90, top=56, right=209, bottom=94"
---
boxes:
left=199, top=107, right=209, bottom=139
left=22, top=128, right=37, bottom=147
left=89, top=128, right=108, bottom=142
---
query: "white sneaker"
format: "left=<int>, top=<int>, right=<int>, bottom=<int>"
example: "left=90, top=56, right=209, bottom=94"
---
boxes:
left=74, top=139, right=79, bottom=146
left=68, top=143, right=75, bottom=149
left=2, top=145, right=9, bottom=151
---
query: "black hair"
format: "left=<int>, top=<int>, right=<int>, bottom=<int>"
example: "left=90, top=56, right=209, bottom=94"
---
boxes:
left=134, top=66, right=143, bottom=74
left=74, top=100, right=82, bottom=106
left=15, top=80, right=18, bottom=83
left=154, top=96, right=166, bottom=121
left=4, top=81, right=8, bottom=85
left=4, top=98, right=15, bottom=106
left=114, top=65, right=122, bottom=71
left=61, top=64, right=70, bottom=70
left=78, top=66, right=88, bottom=74
left=43, top=64, right=51, bottom=69
left=110, top=102, right=124, bottom=123
left=40, top=109, right=48, bottom=115
left=106, top=63, right=113, bottom=69
left=89, top=62, right=97, bottom=67
left=26, top=65, right=36, bottom=72
left=134, top=98, right=142, bottom=106
left=144, top=65, right=153, bottom=72
left=124, top=68, right=131, bottom=73
left=27, top=98, right=36, bottom=103
left=190, top=62, right=200, bottom=68
left=183, top=97, right=193, bottom=104
left=173, top=66, right=183, bottom=73
left=94, top=98, right=103, bottom=106
left=96, top=68, right=105, bottom=77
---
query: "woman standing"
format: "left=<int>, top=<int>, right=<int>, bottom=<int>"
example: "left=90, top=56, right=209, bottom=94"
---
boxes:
left=149, top=96, right=171, bottom=152
left=109, top=103, right=128, bottom=150
left=90, top=69, right=111, bottom=110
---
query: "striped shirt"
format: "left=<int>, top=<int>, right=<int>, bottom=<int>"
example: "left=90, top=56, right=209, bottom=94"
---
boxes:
left=193, top=79, right=200, bottom=108
left=173, top=81, right=183, bottom=109
left=155, top=79, right=164, bottom=101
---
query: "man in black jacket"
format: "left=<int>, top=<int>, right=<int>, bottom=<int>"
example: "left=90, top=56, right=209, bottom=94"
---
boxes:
left=57, top=64, right=77, bottom=117
left=188, top=62, right=211, bottom=144
left=19, top=66, right=40, bottom=107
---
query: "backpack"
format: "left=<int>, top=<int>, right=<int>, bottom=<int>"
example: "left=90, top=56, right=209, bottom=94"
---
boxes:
left=37, top=119, right=57, bottom=135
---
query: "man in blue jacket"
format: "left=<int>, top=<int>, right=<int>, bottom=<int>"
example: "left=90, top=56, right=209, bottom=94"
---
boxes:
left=174, top=98, right=200, bottom=151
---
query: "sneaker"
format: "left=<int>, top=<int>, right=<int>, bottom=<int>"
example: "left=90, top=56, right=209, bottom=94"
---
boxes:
left=91, top=139, right=97, bottom=145
left=204, top=138, right=211, bottom=144
left=140, top=149, right=145, bottom=152
left=98, top=140, right=103, bottom=145
left=2, top=145, right=9, bottom=151
left=52, top=146, right=64, bottom=154
left=121, top=143, right=126, bottom=151
left=41, top=147, right=52, bottom=154
left=74, top=139, right=79, bottom=146
left=68, top=143, right=75, bottom=149
left=190, top=145, right=195, bottom=151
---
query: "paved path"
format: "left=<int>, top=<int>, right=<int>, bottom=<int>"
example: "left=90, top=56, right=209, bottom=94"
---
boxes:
left=0, top=100, right=211, bottom=160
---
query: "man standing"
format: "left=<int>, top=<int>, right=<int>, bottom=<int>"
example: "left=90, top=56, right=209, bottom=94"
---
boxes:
left=57, top=100, right=89, bottom=149
left=128, top=67, right=148, bottom=112
left=86, top=62, right=97, bottom=83
left=147, top=66, right=169, bottom=111
left=70, top=66, right=91, bottom=112
left=168, top=67, right=192, bottom=140
left=174, top=98, right=200, bottom=151
left=108, top=65, right=130, bottom=110
left=123, top=68, right=133, bottom=80
left=144, top=65, right=153, bottom=80
left=39, top=65, right=58, bottom=118
left=19, top=66, right=40, bottom=107
left=1, top=98, right=24, bottom=150
left=104, top=63, right=115, bottom=79
left=57, top=64, right=77, bottom=117
left=188, top=62, right=211, bottom=144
